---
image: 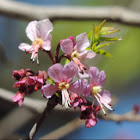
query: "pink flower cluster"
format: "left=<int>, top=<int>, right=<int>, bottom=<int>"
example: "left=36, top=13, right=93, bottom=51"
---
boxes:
left=12, top=69, right=47, bottom=106
left=12, top=19, right=113, bottom=128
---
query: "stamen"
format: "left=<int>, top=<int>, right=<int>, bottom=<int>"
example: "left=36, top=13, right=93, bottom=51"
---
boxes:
left=95, top=95, right=106, bottom=115
left=97, top=93, right=113, bottom=111
left=83, top=66, right=87, bottom=70
left=62, top=89, right=71, bottom=109
left=72, top=57, right=86, bottom=75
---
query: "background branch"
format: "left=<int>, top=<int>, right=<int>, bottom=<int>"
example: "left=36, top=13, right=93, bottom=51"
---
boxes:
left=0, top=0, right=140, bottom=26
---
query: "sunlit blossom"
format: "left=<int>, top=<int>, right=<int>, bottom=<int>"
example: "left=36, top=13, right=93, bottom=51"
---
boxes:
left=19, top=19, right=53, bottom=64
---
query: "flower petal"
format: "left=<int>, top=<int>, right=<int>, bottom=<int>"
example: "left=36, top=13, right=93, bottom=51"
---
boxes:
left=48, top=63, right=63, bottom=83
left=69, top=79, right=88, bottom=95
left=80, top=50, right=96, bottom=60
left=26, top=20, right=38, bottom=41
left=18, top=43, right=33, bottom=52
left=86, top=119, right=97, bottom=128
left=60, top=39, right=74, bottom=55
left=63, top=62, right=78, bottom=83
left=11, top=92, right=24, bottom=107
left=83, top=84, right=91, bottom=97
left=99, top=90, right=111, bottom=104
left=36, top=19, right=53, bottom=41
left=99, top=71, right=106, bottom=87
left=76, top=32, right=90, bottom=53
left=89, top=67, right=101, bottom=86
left=41, top=84, right=58, bottom=98
left=42, top=34, right=52, bottom=51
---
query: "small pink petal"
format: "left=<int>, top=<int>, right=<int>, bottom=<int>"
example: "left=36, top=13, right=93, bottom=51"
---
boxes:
left=80, top=50, right=96, bottom=60
left=99, top=90, right=111, bottom=104
left=41, top=84, right=58, bottom=98
left=76, top=32, right=90, bottom=53
left=63, top=62, right=78, bottom=83
left=86, top=119, right=97, bottom=128
left=11, top=92, right=24, bottom=107
left=48, top=63, right=63, bottom=83
left=99, top=71, right=106, bottom=87
left=68, top=36, right=76, bottom=46
left=60, top=39, right=74, bottom=55
left=89, top=67, right=100, bottom=86
left=83, top=84, right=91, bottom=97
left=19, top=43, right=33, bottom=52
left=26, top=20, right=38, bottom=41
left=81, top=105, right=88, bottom=111
left=69, top=79, right=88, bottom=95
left=42, top=34, right=52, bottom=51
left=36, top=19, right=53, bottom=41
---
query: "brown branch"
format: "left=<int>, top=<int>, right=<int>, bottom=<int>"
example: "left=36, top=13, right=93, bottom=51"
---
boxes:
left=57, top=54, right=71, bottom=63
left=0, top=0, right=140, bottom=26
left=27, top=95, right=59, bottom=140
left=55, top=44, right=60, bottom=62
left=45, top=51, right=56, bottom=64
left=100, top=110, right=140, bottom=122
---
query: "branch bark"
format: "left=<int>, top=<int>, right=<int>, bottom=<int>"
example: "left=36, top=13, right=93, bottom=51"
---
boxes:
left=0, top=0, right=140, bottom=26
left=27, top=95, right=59, bottom=140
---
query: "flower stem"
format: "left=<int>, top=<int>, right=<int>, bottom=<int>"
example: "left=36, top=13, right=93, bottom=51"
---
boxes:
left=46, top=51, right=56, bottom=64
left=55, top=44, right=60, bottom=62
left=57, top=54, right=71, bottom=63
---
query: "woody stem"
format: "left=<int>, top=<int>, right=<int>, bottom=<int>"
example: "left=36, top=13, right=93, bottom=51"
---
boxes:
left=45, top=51, right=56, bottom=64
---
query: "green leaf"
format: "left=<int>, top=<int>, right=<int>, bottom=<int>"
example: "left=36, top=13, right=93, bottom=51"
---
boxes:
left=87, top=26, right=95, bottom=48
left=94, top=42, right=113, bottom=51
left=92, top=42, right=98, bottom=50
left=100, top=27, right=120, bottom=35
left=94, top=19, right=106, bottom=41
left=65, top=58, right=70, bottom=64
left=95, top=49, right=112, bottom=58
left=48, top=77, right=55, bottom=85
left=100, top=37, right=122, bottom=42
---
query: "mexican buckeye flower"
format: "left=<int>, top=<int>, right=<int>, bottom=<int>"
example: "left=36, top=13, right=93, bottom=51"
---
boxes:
left=80, top=105, right=99, bottom=128
left=18, top=19, right=53, bottom=64
left=41, top=62, right=88, bottom=108
left=11, top=69, right=47, bottom=106
left=60, top=33, right=96, bottom=77
left=84, top=67, right=113, bottom=115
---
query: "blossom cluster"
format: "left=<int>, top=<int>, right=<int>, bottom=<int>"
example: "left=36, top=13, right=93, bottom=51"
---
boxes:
left=12, top=19, right=119, bottom=128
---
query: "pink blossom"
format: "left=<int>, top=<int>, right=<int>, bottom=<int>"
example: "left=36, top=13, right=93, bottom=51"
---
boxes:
left=19, top=19, right=53, bottom=64
left=12, top=69, right=47, bottom=106
left=70, top=92, right=87, bottom=108
left=12, top=69, right=27, bottom=80
left=60, top=33, right=96, bottom=77
left=80, top=105, right=98, bottom=128
left=41, top=62, right=88, bottom=108
left=84, top=67, right=113, bottom=115
left=11, top=92, right=25, bottom=107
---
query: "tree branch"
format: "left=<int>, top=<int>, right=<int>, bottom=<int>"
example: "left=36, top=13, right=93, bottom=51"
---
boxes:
left=100, top=109, right=140, bottom=122
left=0, top=0, right=140, bottom=26
left=27, top=95, right=59, bottom=140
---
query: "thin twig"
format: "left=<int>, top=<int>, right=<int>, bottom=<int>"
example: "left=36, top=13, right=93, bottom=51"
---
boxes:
left=0, top=0, right=140, bottom=26
left=55, top=44, right=60, bottom=62
left=57, top=54, right=71, bottom=63
left=45, top=51, right=56, bottom=64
